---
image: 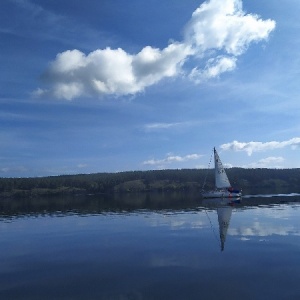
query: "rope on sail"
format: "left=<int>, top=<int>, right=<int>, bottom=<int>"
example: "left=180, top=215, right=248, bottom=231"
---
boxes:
left=204, top=209, right=222, bottom=249
left=201, top=149, right=214, bottom=191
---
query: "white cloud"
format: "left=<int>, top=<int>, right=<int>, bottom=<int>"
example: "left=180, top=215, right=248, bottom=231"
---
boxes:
left=221, top=138, right=300, bottom=156
left=77, top=163, right=88, bottom=169
left=35, top=0, right=275, bottom=100
left=189, top=56, right=237, bottom=83
left=246, top=156, right=285, bottom=168
left=0, top=166, right=28, bottom=174
left=144, top=122, right=184, bottom=131
left=37, top=44, right=191, bottom=100
left=143, top=121, right=197, bottom=131
left=184, top=0, right=275, bottom=55
left=143, top=153, right=202, bottom=167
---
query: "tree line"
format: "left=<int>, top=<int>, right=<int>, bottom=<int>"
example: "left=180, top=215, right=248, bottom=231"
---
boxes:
left=0, top=168, right=300, bottom=198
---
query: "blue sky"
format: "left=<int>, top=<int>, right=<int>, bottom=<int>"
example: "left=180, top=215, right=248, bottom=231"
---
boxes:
left=1, top=0, right=300, bottom=177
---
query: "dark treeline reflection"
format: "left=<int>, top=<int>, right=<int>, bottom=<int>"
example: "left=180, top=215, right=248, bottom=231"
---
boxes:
left=1, top=192, right=300, bottom=219
left=0, top=193, right=200, bottom=218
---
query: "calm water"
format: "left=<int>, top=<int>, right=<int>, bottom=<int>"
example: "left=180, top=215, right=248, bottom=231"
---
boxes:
left=0, top=192, right=300, bottom=299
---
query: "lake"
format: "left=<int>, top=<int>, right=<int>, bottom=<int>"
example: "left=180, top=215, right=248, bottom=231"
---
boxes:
left=0, top=192, right=300, bottom=299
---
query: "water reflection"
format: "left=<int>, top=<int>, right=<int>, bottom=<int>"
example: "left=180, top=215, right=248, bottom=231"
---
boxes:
left=1, top=192, right=300, bottom=218
left=202, top=198, right=241, bottom=251
left=1, top=192, right=300, bottom=299
left=0, top=192, right=203, bottom=219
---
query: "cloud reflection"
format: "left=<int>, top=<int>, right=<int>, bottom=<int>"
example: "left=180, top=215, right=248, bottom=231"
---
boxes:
left=229, top=221, right=299, bottom=237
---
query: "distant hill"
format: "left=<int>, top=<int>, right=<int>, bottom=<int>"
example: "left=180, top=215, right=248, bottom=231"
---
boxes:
left=1, top=168, right=300, bottom=198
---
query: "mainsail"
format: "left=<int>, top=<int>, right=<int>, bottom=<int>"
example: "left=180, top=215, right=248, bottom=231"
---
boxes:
left=214, top=148, right=231, bottom=189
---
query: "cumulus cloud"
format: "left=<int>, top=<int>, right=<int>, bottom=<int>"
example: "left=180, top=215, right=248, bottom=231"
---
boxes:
left=184, top=0, right=275, bottom=55
left=36, top=44, right=191, bottom=100
left=143, top=153, right=202, bottom=167
left=35, top=0, right=275, bottom=100
left=221, top=138, right=300, bottom=156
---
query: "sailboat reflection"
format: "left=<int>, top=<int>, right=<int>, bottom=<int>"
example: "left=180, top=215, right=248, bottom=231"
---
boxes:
left=202, top=198, right=241, bottom=251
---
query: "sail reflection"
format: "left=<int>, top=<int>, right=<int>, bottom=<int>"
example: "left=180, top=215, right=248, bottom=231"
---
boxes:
left=202, top=198, right=241, bottom=251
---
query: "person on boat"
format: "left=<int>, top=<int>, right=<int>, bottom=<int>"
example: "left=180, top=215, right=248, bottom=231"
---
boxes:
left=227, top=187, right=240, bottom=193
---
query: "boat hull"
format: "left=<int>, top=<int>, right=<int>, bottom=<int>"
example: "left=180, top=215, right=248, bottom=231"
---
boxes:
left=201, top=190, right=242, bottom=199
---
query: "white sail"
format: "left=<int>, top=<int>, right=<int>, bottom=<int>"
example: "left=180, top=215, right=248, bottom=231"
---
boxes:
left=214, top=148, right=231, bottom=189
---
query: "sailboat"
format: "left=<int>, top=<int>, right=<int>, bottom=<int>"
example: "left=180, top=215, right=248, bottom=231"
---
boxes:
left=202, top=147, right=242, bottom=198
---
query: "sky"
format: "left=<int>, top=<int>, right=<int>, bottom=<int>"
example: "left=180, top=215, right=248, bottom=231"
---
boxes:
left=1, top=0, right=300, bottom=177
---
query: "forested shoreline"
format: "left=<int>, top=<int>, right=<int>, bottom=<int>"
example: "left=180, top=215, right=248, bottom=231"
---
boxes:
left=0, top=168, right=300, bottom=198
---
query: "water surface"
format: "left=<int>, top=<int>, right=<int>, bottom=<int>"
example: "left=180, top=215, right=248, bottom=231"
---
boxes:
left=0, top=192, right=300, bottom=299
